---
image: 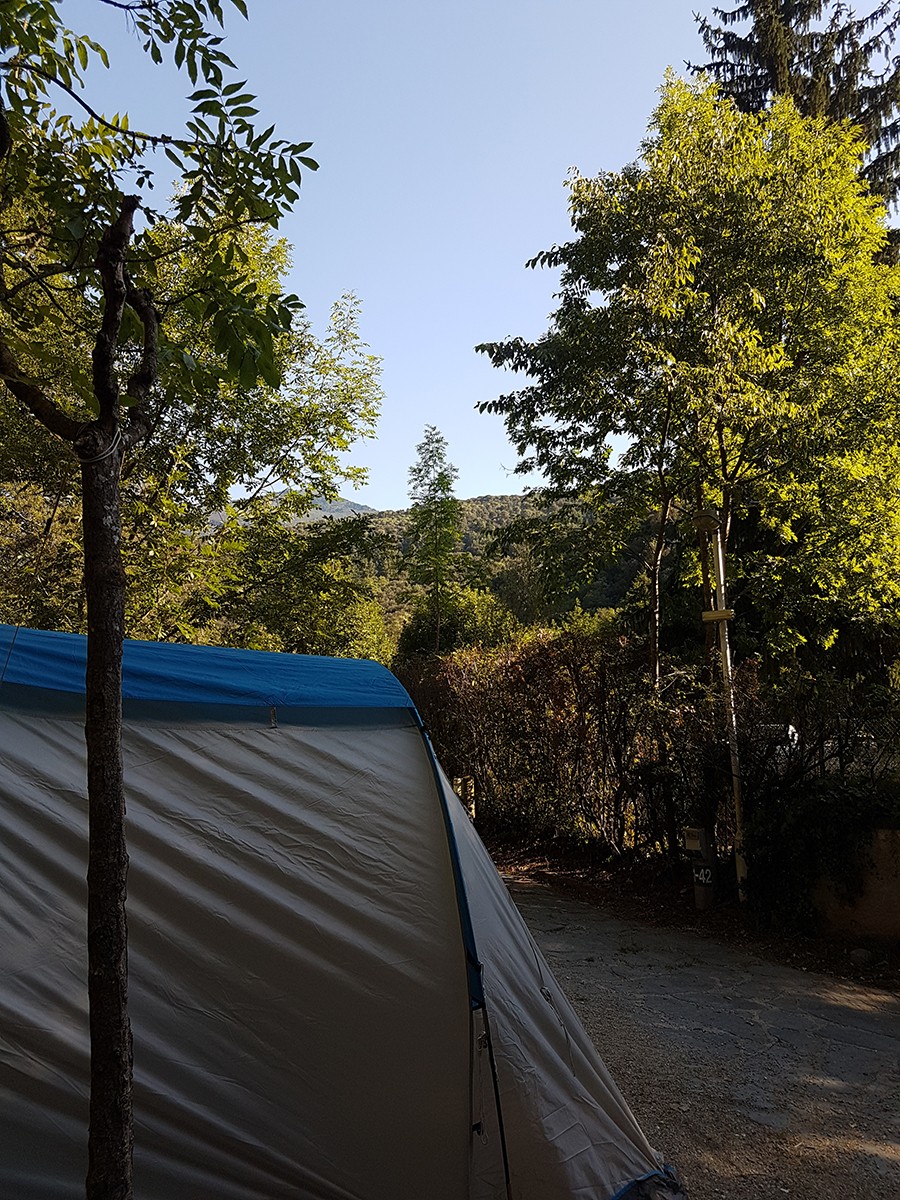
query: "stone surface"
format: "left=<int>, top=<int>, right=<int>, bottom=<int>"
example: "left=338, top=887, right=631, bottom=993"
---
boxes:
left=510, top=874, right=900, bottom=1200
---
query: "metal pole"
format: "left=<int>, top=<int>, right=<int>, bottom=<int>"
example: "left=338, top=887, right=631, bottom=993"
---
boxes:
left=709, top=521, right=748, bottom=899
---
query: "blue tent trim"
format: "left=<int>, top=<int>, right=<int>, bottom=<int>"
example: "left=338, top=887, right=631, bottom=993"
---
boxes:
left=609, top=1166, right=686, bottom=1200
left=414, top=714, right=486, bottom=1011
left=0, top=625, right=414, bottom=714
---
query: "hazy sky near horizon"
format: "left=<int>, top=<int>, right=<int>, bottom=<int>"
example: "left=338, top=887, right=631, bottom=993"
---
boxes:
left=70, top=0, right=704, bottom=508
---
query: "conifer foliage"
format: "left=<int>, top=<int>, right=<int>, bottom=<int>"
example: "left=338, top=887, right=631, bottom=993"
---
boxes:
left=695, top=2, right=900, bottom=203
left=404, top=426, right=463, bottom=653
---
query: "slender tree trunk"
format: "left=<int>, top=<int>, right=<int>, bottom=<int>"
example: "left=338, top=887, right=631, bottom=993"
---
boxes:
left=2, top=192, right=154, bottom=1200
left=646, top=496, right=679, bottom=858
left=433, top=570, right=442, bottom=654
left=648, top=495, right=671, bottom=689
left=694, top=477, right=717, bottom=668
left=82, top=443, right=133, bottom=1200
left=693, top=477, right=719, bottom=838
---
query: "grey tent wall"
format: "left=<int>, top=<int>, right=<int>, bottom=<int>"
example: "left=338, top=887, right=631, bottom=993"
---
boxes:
left=415, top=715, right=514, bottom=1200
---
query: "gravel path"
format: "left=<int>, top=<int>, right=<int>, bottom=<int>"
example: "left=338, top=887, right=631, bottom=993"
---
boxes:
left=509, top=874, right=900, bottom=1200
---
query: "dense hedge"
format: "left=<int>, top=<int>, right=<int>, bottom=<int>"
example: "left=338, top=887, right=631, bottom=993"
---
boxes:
left=398, top=618, right=715, bottom=858
left=745, top=775, right=900, bottom=932
left=398, top=622, right=900, bottom=927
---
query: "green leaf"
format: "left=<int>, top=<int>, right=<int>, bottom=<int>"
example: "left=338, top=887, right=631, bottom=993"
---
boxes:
left=258, top=350, right=280, bottom=388
left=193, top=100, right=224, bottom=118
left=239, top=347, right=257, bottom=389
left=226, top=335, right=244, bottom=375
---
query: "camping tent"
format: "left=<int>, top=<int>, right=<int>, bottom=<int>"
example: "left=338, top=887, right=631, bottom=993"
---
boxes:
left=0, top=624, right=684, bottom=1200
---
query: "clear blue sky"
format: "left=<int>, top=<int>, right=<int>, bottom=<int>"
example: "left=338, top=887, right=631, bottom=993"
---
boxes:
left=70, top=0, right=704, bottom=508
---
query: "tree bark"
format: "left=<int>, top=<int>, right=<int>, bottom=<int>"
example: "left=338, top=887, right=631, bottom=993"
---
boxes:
left=81, top=441, right=133, bottom=1200
left=78, top=195, right=146, bottom=1200
left=647, top=494, right=671, bottom=689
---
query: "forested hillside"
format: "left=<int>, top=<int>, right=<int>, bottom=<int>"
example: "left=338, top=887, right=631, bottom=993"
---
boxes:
left=371, top=493, right=534, bottom=549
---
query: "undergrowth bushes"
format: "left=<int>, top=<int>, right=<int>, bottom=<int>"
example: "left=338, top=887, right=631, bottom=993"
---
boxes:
left=397, top=620, right=900, bottom=927
left=745, top=775, right=900, bottom=931
left=398, top=617, right=707, bottom=859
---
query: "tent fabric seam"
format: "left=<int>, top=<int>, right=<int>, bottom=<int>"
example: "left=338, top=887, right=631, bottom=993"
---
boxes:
left=414, top=714, right=515, bottom=1200
left=415, top=715, right=485, bottom=1010
left=0, top=622, right=20, bottom=685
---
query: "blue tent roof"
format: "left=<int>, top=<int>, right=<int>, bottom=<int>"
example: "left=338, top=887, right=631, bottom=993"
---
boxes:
left=0, top=625, right=414, bottom=713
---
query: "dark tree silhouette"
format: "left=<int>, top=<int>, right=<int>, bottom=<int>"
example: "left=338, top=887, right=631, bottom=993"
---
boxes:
left=694, top=2, right=900, bottom=204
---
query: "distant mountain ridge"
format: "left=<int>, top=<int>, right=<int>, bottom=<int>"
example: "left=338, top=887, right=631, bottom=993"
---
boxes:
left=315, top=493, right=535, bottom=521
left=310, top=497, right=378, bottom=518
left=312, top=495, right=538, bottom=570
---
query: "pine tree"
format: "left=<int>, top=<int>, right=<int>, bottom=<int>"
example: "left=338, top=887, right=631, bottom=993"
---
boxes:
left=694, top=2, right=900, bottom=203
left=404, top=426, right=462, bottom=653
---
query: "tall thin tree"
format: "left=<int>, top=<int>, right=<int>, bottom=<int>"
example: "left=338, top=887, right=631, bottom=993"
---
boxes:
left=0, top=4, right=316, bottom=1195
left=405, top=426, right=462, bottom=653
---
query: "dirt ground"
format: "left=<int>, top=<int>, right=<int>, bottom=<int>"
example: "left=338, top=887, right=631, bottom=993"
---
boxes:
left=508, top=873, right=900, bottom=1200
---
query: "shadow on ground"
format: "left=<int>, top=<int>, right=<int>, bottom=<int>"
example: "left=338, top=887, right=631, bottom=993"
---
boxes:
left=508, top=873, right=900, bottom=1200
